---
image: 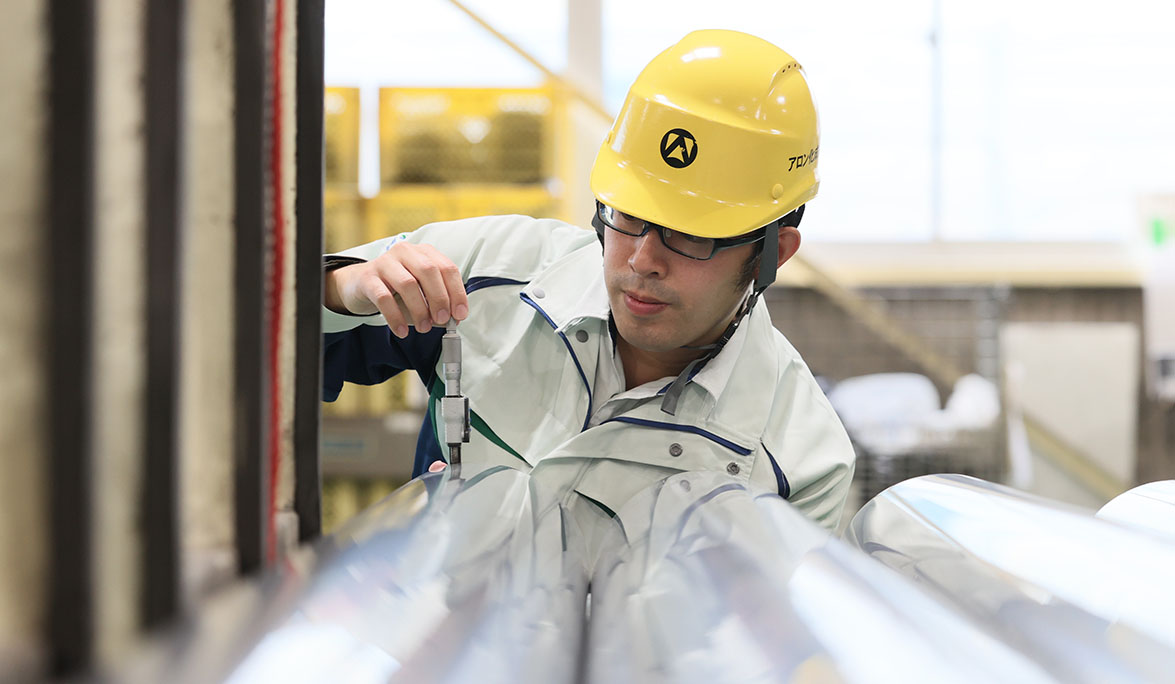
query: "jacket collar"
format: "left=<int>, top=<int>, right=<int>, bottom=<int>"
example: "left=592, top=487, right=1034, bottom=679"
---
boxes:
left=687, top=307, right=751, bottom=401
left=521, top=244, right=611, bottom=333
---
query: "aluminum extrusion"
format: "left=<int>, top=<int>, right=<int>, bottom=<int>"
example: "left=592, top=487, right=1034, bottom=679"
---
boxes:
left=1097, top=479, right=1175, bottom=540
left=587, top=472, right=1056, bottom=684
left=118, top=467, right=588, bottom=684
left=845, top=474, right=1175, bottom=682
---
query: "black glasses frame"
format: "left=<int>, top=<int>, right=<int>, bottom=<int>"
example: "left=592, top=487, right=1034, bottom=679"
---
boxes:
left=592, top=201, right=766, bottom=261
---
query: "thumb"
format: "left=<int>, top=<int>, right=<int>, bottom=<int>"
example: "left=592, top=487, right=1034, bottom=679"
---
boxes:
left=428, top=460, right=448, bottom=473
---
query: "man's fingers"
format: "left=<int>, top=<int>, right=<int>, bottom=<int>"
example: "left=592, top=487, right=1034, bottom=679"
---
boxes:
left=359, top=243, right=468, bottom=336
left=427, top=245, right=469, bottom=321
left=363, top=275, right=410, bottom=338
left=428, top=460, right=448, bottom=473
left=375, top=259, right=433, bottom=333
left=400, top=247, right=451, bottom=328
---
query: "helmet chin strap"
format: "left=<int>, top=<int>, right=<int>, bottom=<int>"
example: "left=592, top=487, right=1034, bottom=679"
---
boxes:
left=659, top=206, right=801, bottom=415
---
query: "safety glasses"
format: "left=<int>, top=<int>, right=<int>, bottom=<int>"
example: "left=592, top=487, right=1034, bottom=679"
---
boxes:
left=593, top=201, right=765, bottom=261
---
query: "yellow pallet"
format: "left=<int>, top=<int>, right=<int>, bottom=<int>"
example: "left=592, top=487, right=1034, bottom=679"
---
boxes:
left=380, top=86, right=556, bottom=186
left=324, top=87, right=360, bottom=188
left=364, top=373, right=417, bottom=414
left=324, top=373, right=419, bottom=419
left=365, top=184, right=562, bottom=243
left=321, top=478, right=361, bottom=533
left=365, top=186, right=457, bottom=243
left=322, top=387, right=362, bottom=418
left=322, top=476, right=409, bottom=534
left=449, top=184, right=561, bottom=222
left=323, top=187, right=365, bottom=253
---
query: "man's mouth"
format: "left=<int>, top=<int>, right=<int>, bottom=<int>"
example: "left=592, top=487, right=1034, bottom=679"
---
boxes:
left=623, top=291, right=670, bottom=316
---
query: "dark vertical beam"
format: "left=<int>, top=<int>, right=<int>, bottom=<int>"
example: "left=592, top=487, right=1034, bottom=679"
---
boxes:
left=47, top=0, right=96, bottom=675
left=293, top=0, right=325, bottom=542
left=235, top=0, right=270, bottom=574
left=141, top=0, right=184, bottom=629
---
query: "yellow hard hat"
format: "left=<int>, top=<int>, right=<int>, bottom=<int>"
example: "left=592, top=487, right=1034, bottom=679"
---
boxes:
left=590, top=29, right=820, bottom=239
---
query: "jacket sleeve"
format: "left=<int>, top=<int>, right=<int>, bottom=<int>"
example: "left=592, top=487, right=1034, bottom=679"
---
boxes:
left=322, top=325, right=445, bottom=401
left=321, top=215, right=596, bottom=401
left=764, top=358, right=857, bottom=531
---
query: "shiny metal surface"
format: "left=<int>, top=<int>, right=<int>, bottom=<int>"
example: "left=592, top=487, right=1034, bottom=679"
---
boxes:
left=117, top=466, right=588, bottom=684
left=1097, top=480, right=1175, bottom=540
left=117, top=468, right=1175, bottom=683
left=441, top=319, right=470, bottom=465
left=846, top=474, right=1175, bottom=682
left=587, top=472, right=1055, bottom=684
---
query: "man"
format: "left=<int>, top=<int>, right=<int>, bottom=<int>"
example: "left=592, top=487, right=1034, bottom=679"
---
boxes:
left=321, top=30, right=854, bottom=545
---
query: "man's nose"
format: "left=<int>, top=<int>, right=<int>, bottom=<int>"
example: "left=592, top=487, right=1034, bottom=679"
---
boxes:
left=628, top=230, right=670, bottom=277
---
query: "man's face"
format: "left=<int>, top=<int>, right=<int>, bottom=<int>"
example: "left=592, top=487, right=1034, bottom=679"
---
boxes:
left=603, top=227, right=754, bottom=353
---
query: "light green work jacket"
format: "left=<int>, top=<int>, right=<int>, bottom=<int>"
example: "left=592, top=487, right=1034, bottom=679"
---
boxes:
left=324, top=215, right=854, bottom=553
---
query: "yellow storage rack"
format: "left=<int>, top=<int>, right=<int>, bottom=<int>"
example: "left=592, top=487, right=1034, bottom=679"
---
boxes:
left=379, top=86, right=557, bottom=186
left=323, top=86, right=360, bottom=188
left=364, top=184, right=561, bottom=243
left=364, top=185, right=458, bottom=243
left=323, top=187, right=365, bottom=254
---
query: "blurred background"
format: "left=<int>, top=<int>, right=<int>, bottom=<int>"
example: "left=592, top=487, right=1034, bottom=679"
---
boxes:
left=2, top=0, right=1173, bottom=679
left=317, top=0, right=1175, bottom=532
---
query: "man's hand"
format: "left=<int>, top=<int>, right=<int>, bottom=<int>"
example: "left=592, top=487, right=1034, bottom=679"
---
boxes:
left=325, top=242, right=469, bottom=338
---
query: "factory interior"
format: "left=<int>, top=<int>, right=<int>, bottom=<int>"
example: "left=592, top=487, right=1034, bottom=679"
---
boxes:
left=3, top=0, right=1175, bottom=681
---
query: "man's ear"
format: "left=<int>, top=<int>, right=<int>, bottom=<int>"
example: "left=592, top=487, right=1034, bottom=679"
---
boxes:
left=777, top=226, right=801, bottom=268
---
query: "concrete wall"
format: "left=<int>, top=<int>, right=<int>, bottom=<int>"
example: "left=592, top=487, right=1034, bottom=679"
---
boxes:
left=0, top=0, right=48, bottom=678
left=0, top=1, right=313, bottom=674
left=179, top=0, right=238, bottom=602
left=92, top=0, right=147, bottom=666
left=276, top=0, right=299, bottom=551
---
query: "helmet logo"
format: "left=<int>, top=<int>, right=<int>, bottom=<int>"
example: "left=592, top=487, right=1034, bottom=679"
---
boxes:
left=660, top=128, right=698, bottom=169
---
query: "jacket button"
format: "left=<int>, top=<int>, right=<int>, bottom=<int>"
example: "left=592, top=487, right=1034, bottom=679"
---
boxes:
left=669, top=443, right=682, bottom=457
left=532, top=287, right=546, bottom=299
left=726, top=462, right=740, bottom=476
left=575, top=329, right=589, bottom=343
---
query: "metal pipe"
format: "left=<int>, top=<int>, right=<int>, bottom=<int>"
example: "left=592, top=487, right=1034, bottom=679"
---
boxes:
left=116, top=467, right=588, bottom=684
left=114, top=470, right=1175, bottom=682
left=845, top=474, right=1175, bottom=682
left=587, top=472, right=1055, bottom=683
left=1097, top=480, right=1175, bottom=540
